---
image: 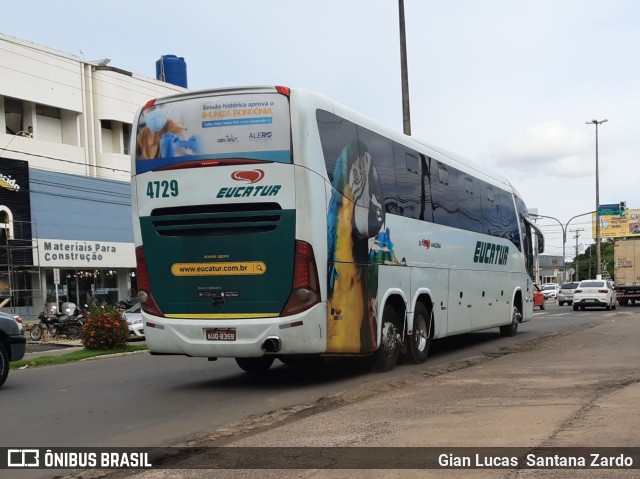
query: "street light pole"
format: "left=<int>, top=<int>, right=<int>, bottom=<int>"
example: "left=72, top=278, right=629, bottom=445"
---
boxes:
left=398, top=0, right=411, bottom=136
left=585, top=119, right=607, bottom=279
left=531, top=211, right=595, bottom=282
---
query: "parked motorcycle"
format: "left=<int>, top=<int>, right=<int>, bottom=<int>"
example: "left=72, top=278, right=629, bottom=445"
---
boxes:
left=29, top=307, right=83, bottom=341
left=67, top=304, right=88, bottom=326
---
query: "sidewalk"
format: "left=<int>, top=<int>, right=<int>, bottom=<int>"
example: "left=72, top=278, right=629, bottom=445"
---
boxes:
left=23, top=332, right=83, bottom=358
left=110, top=310, right=640, bottom=478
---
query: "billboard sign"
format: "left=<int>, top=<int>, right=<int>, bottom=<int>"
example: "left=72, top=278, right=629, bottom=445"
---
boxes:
left=591, top=208, right=640, bottom=238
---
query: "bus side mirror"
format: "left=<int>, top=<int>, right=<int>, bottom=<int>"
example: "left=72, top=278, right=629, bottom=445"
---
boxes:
left=537, top=235, right=544, bottom=254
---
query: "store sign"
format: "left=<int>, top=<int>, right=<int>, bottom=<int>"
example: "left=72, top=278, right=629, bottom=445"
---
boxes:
left=0, top=159, right=33, bottom=266
left=36, top=239, right=135, bottom=268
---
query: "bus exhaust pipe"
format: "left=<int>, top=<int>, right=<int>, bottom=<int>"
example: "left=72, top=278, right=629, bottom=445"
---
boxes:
left=261, top=336, right=281, bottom=353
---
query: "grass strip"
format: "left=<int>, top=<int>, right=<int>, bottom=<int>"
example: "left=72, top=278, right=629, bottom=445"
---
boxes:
left=11, top=344, right=148, bottom=369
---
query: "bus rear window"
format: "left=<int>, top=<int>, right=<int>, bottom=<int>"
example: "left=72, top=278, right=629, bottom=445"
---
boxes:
left=134, top=92, right=291, bottom=174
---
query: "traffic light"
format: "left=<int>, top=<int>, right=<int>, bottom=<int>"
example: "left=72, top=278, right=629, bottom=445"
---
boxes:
left=620, top=201, right=627, bottom=216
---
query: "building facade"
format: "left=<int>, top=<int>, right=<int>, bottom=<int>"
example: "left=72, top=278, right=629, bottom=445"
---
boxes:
left=0, top=33, right=186, bottom=318
left=536, top=255, right=564, bottom=285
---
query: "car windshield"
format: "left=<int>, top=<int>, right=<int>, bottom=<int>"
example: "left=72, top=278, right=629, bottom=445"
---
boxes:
left=125, top=302, right=141, bottom=313
left=579, top=281, right=606, bottom=288
left=561, top=283, right=578, bottom=289
left=543, top=285, right=556, bottom=291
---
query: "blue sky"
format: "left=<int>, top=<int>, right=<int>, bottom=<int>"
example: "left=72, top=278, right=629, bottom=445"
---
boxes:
left=4, top=0, right=640, bottom=260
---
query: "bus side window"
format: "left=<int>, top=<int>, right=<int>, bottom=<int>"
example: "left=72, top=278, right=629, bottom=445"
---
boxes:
left=498, top=190, right=519, bottom=247
left=458, top=175, right=483, bottom=233
left=482, top=185, right=500, bottom=236
left=432, top=161, right=459, bottom=229
left=394, top=145, right=421, bottom=219
left=316, top=109, right=358, bottom=184
left=356, top=126, right=397, bottom=214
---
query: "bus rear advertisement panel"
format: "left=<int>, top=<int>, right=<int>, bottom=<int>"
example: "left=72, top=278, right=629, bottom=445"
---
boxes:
left=134, top=91, right=291, bottom=174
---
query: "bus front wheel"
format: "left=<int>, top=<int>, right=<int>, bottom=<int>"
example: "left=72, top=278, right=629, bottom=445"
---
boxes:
left=373, top=304, right=401, bottom=372
left=409, top=302, right=433, bottom=364
left=500, top=306, right=520, bottom=337
left=235, top=356, right=275, bottom=374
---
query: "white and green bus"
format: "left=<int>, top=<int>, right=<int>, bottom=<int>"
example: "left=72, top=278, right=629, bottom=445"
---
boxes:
left=131, top=86, right=544, bottom=373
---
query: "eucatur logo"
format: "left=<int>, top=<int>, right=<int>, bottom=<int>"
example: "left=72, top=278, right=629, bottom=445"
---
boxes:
left=419, top=239, right=441, bottom=249
left=231, top=169, right=265, bottom=184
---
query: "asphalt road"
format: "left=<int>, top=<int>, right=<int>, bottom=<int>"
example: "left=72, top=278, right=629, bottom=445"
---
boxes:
left=1, top=301, right=620, bottom=451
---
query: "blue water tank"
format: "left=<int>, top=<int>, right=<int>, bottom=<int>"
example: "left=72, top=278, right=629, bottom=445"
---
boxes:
left=156, top=55, right=187, bottom=88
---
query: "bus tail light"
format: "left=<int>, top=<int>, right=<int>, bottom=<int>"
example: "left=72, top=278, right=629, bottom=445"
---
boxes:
left=275, top=86, right=290, bottom=97
left=142, top=99, right=156, bottom=111
left=281, top=241, right=320, bottom=316
left=135, top=246, right=164, bottom=317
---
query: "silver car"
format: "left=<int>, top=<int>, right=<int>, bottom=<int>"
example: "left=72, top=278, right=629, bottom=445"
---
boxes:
left=123, top=302, right=144, bottom=340
left=558, top=282, right=579, bottom=306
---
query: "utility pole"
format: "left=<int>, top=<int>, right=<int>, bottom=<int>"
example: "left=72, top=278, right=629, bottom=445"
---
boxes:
left=399, top=0, right=411, bottom=135
left=571, top=229, right=584, bottom=282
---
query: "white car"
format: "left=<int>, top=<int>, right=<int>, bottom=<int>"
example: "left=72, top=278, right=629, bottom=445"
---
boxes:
left=541, top=283, right=560, bottom=299
left=572, top=280, right=617, bottom=311
left=123, top=302, right=144, bottom=339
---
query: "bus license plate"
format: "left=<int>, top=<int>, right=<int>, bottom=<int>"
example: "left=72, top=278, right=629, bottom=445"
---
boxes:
left=205, top=328, right=236, bottom=341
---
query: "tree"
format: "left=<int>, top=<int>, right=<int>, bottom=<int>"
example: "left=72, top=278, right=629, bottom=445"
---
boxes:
left=571, top=239, right=614, bottom=281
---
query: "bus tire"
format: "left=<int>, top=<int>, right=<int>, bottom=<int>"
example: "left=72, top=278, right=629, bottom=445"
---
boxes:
left=235, top=356, right=274, bottom=374
left=409, top=302, right=433, bottom=364
left=373, top=304, right=401, bottom=372
left=499, top=306, right=519, bottom=337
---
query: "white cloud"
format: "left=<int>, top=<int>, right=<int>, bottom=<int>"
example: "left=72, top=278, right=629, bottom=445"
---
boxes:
left=488, top=122, right=593, bottom=177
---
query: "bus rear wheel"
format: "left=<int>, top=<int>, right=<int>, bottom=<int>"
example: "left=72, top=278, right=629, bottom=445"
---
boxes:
left=235, top=356, right=275, bottom=374
left=373, top=304, right=401, bottom=372
left=409, top=302, right=433, bottom=364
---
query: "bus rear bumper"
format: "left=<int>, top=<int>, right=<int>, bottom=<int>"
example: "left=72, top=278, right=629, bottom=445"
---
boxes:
left=143, top=303, right=327, bottom=358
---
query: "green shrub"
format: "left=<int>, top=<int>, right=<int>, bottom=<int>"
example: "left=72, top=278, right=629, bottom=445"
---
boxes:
left=82, top=304, right=128, bottom=350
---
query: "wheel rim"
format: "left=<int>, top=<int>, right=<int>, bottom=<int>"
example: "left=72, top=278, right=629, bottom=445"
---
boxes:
left=512, top=306, right=522, bottom=324
left=30, top=326, right=42, bottom=341
left=413, top=315, right=429, bottom=352
left=381, top=321, right=399, bottom=357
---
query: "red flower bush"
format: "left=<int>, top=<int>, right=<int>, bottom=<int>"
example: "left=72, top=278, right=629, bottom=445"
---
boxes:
left=81, top=304, right=128, bottom=350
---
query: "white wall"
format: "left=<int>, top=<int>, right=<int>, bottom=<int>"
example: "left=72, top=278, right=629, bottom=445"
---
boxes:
left=0, top=32, right=187, bottom=180
left=0, top=34, right=83, bottom=113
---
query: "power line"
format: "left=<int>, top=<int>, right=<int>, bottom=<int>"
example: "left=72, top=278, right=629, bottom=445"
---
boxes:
left=0, top=147, right=130, bottom=174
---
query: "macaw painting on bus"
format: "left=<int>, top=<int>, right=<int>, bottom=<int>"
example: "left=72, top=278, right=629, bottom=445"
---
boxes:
left=326, top=139, right=399, bottom=353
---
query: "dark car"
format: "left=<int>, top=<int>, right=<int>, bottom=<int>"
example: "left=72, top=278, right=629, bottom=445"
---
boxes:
left=558, top=282, right=579, bottom=306
left=0, top=311, right=27, bottom=388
